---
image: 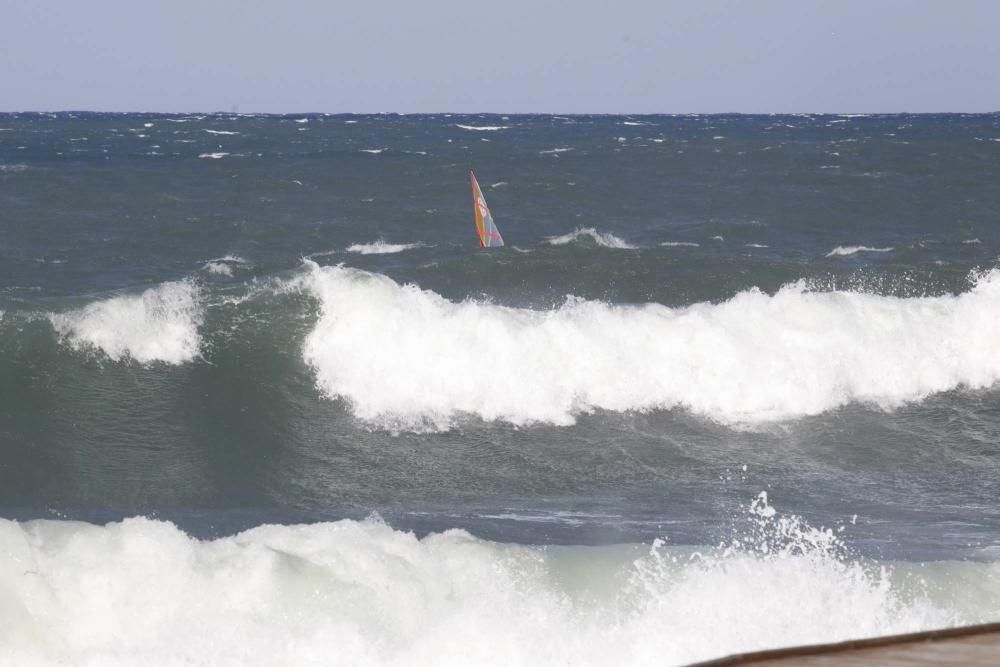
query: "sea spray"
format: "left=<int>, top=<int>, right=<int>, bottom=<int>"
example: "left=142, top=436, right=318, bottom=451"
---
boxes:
left=0, top=498, right=974, bottom=667
left=49, top=280, right=203, bottom=364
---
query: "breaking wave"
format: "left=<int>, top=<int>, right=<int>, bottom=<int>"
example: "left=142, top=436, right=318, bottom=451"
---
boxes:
left=0, top=495, right=983, bottom=667
left=301, top=264, right=1000, bottom=430
left=545, top=227, right=637, bottom=250
left=49, top=281, right=202, bottom=365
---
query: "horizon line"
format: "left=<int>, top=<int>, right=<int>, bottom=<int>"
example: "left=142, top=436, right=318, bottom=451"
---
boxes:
left=2, top=109, right=999, bottom=116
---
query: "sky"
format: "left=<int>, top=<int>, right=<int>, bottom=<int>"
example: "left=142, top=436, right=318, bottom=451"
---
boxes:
left=2, top=0, right=998, bottom=113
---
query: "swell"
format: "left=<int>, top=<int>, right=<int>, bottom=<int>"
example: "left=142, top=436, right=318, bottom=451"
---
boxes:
left=6, top=265, right=1000, bottom=431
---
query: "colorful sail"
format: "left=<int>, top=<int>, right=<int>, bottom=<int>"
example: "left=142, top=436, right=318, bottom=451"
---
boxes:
left=470, top=171, right=504, bottom=248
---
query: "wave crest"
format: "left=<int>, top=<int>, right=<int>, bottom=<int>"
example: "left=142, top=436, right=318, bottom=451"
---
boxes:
left=301, top=264, right=1000, bottom=430
left=826, top=245, right=894, bottom=257
left=49, top=281, right=203, bottom=365
left=545, top=227, right=636, bottom=249
left=0, top=500, right=973, bottom=666
left=346, top=240, right=424, bottom=255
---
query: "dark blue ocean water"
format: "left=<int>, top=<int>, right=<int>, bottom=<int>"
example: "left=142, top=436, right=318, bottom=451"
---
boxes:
left=2, top=112, right=1000, bottom=665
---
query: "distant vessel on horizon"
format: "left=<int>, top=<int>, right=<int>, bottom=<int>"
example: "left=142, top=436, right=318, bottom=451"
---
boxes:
left=470, top=170, right=504, bottom=248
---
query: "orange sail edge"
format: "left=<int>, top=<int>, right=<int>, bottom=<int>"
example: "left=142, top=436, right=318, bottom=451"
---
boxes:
left=470, top=170, right=504, bottom=248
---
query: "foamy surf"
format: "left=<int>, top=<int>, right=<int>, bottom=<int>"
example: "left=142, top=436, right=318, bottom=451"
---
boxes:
left=301, top=264, right=1000, bottom=430
left=48, top=281, right=202, bottom=365
left=0, top=497, right=980, bottom=667
left=545, top=227, right=637, bottom=249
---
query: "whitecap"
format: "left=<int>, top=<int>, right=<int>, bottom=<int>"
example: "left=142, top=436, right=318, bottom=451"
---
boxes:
left=826, top=246, right=894, bottom=257
left=346, top=240, right=424, bottom=255
left=202, top=262, right=232, bottom=276
left=299, top=264, right=1000, bottom=430
left=0, top=505, right=971, bottom=666
left=545, top=227, right=636, bottom=250
left=455, top=124, right=510, bottom=131
left=198, top=152, right=229, bottom=159
left=49, top=281, right=202, bottom=365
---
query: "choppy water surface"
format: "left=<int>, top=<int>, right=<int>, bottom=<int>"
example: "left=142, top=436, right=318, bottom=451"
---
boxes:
left=2, top=112, right=1000, bottom=665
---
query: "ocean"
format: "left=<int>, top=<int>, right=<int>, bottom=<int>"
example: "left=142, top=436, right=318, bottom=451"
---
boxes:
left=1, top=111, right=1000, bottom=665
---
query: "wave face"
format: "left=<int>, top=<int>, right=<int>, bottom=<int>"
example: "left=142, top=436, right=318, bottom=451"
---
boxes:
left=302, top=264, right=1000, bottom=430
left=0, top=501, right=982, bottom=667
left=48, top=281, right=202, bottom=364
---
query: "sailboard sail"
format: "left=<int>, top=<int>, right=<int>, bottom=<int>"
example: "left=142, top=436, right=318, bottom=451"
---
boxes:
left=470, top=171, right=504, bottom=248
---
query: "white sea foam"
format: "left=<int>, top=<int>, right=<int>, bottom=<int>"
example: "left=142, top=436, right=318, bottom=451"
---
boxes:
left=539, top=147, right=574, bottom=155
left=359, top=149, right=385, bottom=154
left=745, top=243, right=769, bottom=248
left=346, top=241, right=424, bottom=255
left=0, top=163, right=29, bottom=172
left=198, top=152, right=229, bottom=159
left=826, top=245, right=894, bottom=257
left=301, top=264, right=1000, bottom=430
left=0, top=497, right=985, bottom=667
left=49, top=281, right=202, bottom=365
left=963, top=238, right=981, bottom=245
left=203, top=129, right=240, bottom=135
left=545, top=227, right=637, bottom=249
left=203, top=262, right=232, bottom=276
left=212, top=254, right=246, bottom=264
left=455, top=124, right=510, bottom=131
left=661, top=242, right=700, bottom=247
left=201, top=255, right=247, bottom=276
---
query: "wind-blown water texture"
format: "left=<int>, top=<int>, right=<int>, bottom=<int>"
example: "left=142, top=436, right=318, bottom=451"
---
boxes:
left=302, top=263, right=1000, bottom=430
left=4, top=112, right=1000, bottom=665
left=1, top=497, right=987, bottom=667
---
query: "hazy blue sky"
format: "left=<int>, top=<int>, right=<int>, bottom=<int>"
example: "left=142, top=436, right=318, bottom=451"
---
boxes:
left=2, top=0, right=998, bottom=113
